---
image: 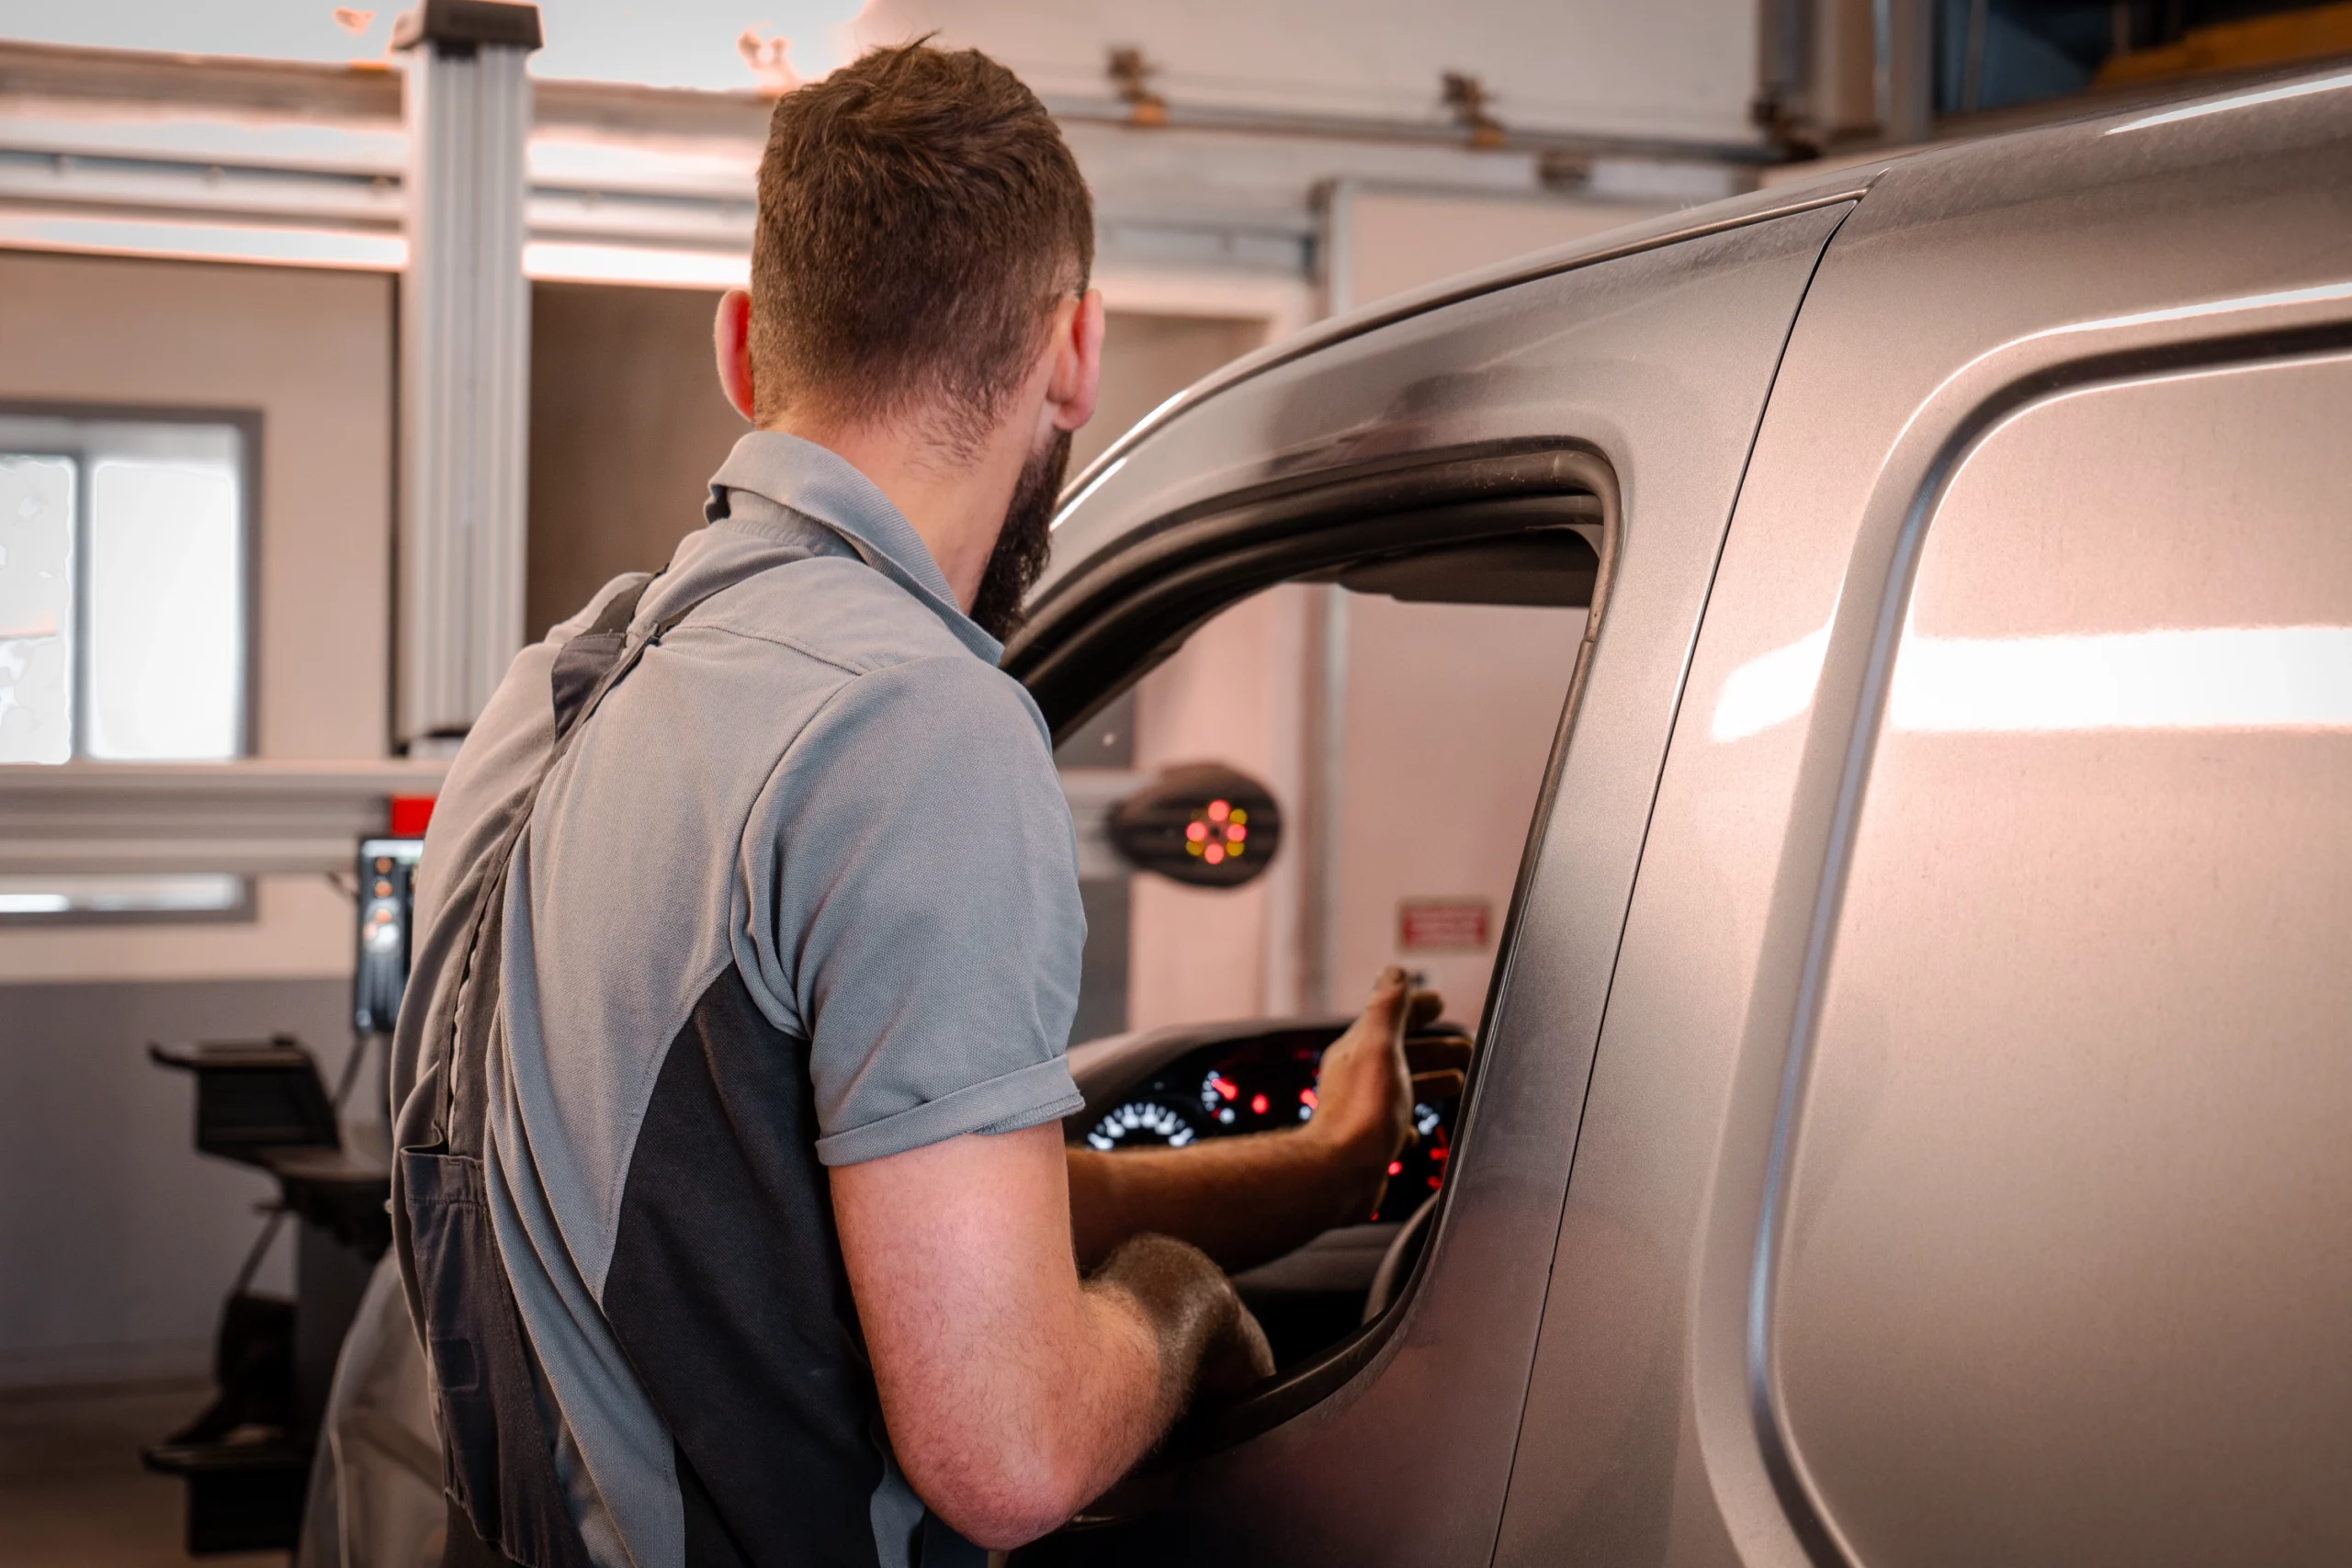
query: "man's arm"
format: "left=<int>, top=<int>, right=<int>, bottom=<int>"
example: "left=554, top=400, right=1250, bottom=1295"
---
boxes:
left=831, top=1124, right=1271, bottom=1549
left=1068, top=968, right=1472, bottom=1273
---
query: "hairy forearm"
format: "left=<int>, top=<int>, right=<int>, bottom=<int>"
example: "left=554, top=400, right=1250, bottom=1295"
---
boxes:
left=835, top=1129, right=1265, bottom=1549
left=1068, top=1128, right=1379, bottom=1273
left=1086, top=1234, right=1262, bottom=1432
left=885, top=1236, right=1251, bottom=1546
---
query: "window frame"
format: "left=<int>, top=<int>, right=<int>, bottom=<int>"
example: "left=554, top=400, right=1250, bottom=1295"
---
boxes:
left=0, top=400, right=263, bottom=764
left=0, top=873, right=258, bottom=929
left=1006, top=440, right=1620, bottom=1464
left=0, top=402, right=263, bottom=924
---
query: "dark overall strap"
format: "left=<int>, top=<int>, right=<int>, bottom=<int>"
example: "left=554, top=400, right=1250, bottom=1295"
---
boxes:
left=400, top=569, right=751, bottom=1568
left=548, top=582, right=645, bottom=741
left=436, top=573, right=695, bottom=1155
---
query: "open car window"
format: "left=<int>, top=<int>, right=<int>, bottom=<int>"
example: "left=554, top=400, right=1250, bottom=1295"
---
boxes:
left=1020, top=453, right=1612, bottom=1400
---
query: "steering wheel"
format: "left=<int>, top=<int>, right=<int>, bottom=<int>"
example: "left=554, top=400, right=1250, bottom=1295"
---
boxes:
left=1361, top=1190, right=1439, bottom=1324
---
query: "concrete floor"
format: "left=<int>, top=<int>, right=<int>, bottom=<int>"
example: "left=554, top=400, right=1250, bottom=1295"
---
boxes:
left=0, top=1381, right=288, bottom=1568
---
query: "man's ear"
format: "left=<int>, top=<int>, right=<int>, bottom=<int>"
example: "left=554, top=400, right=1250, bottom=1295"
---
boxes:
left=1046, top=288, right=1105, bottom=434
left=715, top=289, right=757, bottom=423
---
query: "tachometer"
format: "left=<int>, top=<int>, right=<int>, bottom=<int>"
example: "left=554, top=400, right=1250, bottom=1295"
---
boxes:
left=1201, top=1056, right=1317, bottom=1127
left=1371, top=1106, right=1451, bottom=1223
left=1085, top=1100, right=1201, bottom=1150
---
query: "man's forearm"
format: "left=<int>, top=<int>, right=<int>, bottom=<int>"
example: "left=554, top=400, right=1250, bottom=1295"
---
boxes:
left=834, top=1127, right=1272, bottom=1549
left=1068, top=1127, right=1380, bottom=1273
left=1066, top=976, right=1467, bottom=1274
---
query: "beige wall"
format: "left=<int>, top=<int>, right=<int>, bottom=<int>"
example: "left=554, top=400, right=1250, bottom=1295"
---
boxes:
left=526, top=281, right=750, bottom=639
left=1329, top=598, right=1583, bottom=1020
left=0, top=251, right=395, bottom=760
left=1074, top=310, right=1269, bottom=476
left=1126, top=587, right=1581, bottom=1032
left=0, top=250, right=396, bottom=982
left=1129, top=584, right=1315, bottom=1030
left=1337, top=187, right=1675, bottom=310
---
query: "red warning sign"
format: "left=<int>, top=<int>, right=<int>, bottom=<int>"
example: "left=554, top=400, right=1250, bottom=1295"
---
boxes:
left=1397, top=897, right=1491, bottom=953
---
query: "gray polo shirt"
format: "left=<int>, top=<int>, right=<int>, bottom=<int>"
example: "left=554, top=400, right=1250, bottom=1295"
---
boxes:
left=420, top=431, right=1085, bottom=1568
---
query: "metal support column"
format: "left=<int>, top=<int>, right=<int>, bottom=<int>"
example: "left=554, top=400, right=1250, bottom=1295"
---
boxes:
left=1299, top=180, right=1360, bottom=1014
left=1872, top=0, right=1938, bottom=144
left=392, top=0, right=541, bottom=747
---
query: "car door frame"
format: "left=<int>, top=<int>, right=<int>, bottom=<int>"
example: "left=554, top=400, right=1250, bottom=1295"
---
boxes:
left=1005, top=195, right=1862, bottom=1567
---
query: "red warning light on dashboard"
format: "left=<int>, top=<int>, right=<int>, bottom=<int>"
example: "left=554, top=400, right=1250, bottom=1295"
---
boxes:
left=1398, top=897, right=1491, bottom=953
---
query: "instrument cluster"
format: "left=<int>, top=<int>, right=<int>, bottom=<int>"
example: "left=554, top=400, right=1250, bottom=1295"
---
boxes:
left=1079, top=1032, right=1455, bottom=1224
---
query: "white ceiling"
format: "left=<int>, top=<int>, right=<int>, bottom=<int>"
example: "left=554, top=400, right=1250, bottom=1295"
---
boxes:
left=4, top=0, right=1758, bottom=142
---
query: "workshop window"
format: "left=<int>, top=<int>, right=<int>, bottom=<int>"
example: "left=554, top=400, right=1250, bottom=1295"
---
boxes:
left=0, top=413, right=250, bottom=763
left=0, top=412, right=254, bottom=921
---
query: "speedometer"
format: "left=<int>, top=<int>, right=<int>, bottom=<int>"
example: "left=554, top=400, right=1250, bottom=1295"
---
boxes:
left=1084, top=1100, right=1201, bottom=1150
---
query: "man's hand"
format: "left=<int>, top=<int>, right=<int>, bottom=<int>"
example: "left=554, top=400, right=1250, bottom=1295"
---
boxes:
left=832, top=1125, right=1269, bottom=1550
left=1298, top=966, right=1462, bottom=1220
left=1067, top=968, right=1473, bottom=1272
left=1094, top=1233, right=1275, bottom=1403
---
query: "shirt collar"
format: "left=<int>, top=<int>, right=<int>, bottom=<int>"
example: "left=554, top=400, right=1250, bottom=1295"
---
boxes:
left=705, top=430, right=1002, bottom=664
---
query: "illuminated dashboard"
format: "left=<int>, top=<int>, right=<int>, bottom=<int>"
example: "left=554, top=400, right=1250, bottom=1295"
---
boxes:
left=1074, top=1031, right=1455, bottom=1225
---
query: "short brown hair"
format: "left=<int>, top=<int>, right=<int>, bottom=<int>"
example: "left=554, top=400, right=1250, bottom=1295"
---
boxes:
left=749, top=42, right=1094, bottom=450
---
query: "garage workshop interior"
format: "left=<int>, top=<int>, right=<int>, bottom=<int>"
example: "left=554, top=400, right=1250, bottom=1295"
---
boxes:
left=3, top=2, right=2350, bottom=1566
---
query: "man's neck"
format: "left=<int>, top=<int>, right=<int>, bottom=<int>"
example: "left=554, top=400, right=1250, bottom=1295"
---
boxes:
left=763, top=411, right=1027, bottom=611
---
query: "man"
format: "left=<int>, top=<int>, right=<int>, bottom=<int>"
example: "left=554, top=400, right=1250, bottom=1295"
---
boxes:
left=395, top=41, right=1452, bottom=1568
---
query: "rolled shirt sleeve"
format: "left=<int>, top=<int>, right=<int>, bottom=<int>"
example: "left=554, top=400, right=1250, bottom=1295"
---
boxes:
left=735, top=652, right=1087, bottom=1165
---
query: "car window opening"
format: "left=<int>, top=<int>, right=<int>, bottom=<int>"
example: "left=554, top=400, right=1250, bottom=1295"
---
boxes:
left=1039, top=477, right=1613, bottom=1443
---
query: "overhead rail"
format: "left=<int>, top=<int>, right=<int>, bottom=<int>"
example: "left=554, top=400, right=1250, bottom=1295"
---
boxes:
left=1039, top=91, right=1781, bottom=168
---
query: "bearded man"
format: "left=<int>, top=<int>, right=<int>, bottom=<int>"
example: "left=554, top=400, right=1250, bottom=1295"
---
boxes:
left=394, top=40, right=1432, bottom=1568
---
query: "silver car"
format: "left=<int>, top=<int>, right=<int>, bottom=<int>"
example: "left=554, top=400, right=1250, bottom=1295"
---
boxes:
left=1005, top=62, right=2352, bottom=1567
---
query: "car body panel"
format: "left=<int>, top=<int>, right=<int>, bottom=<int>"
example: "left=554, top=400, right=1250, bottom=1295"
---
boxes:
left=1494, top=67, right=2352, bottom=1568
left=1041, top=170, right=1883, bottom=571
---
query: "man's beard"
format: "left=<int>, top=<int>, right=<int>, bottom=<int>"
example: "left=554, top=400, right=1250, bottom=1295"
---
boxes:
left=968, top=429, right=1069, bottom=643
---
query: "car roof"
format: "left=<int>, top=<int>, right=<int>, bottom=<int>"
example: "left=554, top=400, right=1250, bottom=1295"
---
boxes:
left=1049, top=58, right=2352, bottom=528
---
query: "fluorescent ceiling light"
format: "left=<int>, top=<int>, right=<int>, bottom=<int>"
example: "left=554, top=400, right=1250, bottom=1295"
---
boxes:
left=523, top=240, right=747, bottom=289
left=0, top=211, right=403, bottom=270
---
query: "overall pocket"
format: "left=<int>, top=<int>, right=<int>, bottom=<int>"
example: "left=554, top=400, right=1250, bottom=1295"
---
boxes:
left=401, top=1148, right=589, bottom=1568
